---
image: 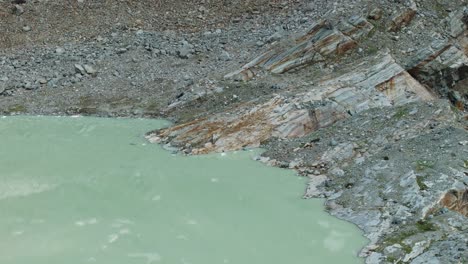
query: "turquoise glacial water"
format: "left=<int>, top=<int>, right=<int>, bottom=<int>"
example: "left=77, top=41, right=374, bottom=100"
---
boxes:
left=0, top=116, right=367, bottom=264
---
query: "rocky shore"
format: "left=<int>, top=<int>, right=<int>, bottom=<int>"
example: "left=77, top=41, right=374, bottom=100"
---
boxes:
left=1, top=0, right=467, bottom=263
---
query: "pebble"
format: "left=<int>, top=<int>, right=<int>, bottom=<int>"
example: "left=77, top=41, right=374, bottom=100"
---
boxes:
left=55, top=47, right=65, bottom=54
left=13, top=4, right=24, bottom=15
left=219, top=50, right=231, bottom=61
left=74, top=64, right=86, bottom=75
left=83, top=65, right=97, bottom=75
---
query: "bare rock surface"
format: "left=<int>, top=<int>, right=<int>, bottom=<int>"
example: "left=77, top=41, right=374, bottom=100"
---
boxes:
left=1, top=0, right=467, bottom=263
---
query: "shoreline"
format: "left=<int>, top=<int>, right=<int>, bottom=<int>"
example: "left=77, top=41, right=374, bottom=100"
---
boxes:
left=1, top=1, right=467, bottom=262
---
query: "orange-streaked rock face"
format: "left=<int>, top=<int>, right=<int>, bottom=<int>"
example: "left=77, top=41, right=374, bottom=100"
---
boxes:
left=150, top=54, right=435, bottom=154
left=224, top=16, right=374, bottom=80
left=439, top=189, right=468, bottom=217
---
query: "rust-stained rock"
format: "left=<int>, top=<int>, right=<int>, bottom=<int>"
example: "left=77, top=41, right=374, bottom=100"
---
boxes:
left=338, top=15, right=375, bottom=40
left=388, top=8, right=416, bottom=32
left=224, top=15, right=374, bottom=78
left=152, top=53, right=434, bottom=154
left=439, top=189, right=468, bottom=217
left=368, top=8, right=383, bottom=21
left=375, top=71, right=434, bottom=104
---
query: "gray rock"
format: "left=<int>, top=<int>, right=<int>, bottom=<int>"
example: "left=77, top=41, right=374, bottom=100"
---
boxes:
left=83, top=65, right=97, bottom=75
left=219, top=50, right=231, bottom=61
left=0, top=83, right=6, bottom=95
left=368, top=8, right=383, bottom=20
left=13, top=4, right=24, bottom=15
left=74, top=64, right=86, bottom=75
left=116, top=48, right=127, bottom=54
left=266, top=31, right=283, bottom=43
left=448, top=7, right=468, bottom=38
left=178, top=44, right=193, bottom=59
left=55, top=47, right=65, bottom=54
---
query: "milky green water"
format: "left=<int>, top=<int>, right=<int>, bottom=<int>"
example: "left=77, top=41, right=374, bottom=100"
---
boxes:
left=0, top=116, right=367, bottom=264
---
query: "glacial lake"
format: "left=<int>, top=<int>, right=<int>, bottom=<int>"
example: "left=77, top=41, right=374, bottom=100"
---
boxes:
left=0, top=116, right=367, bottom=264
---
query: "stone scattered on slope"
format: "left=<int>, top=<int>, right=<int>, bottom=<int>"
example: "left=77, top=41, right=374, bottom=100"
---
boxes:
left=225, top=15, right=374, bottom=79
left=151, top=52, right=434, bottom=154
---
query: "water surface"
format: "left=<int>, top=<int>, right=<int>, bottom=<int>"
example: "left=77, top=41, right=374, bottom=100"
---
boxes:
left=0, top=116, right=367, bottom=264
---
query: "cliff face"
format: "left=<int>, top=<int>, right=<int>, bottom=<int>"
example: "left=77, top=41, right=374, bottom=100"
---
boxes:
left=1, top=0, right=467, bottom=263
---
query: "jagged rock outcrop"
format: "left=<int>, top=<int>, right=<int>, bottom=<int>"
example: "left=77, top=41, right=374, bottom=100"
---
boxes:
left=149, top=53, right=434, bottom=154
left=260, top=100, right=468, bottom=264
left=407, top=38, right=468, bottom=110
left=400, top=10, right=468, bottom=111
left=224, top=16, right=374, bottom=80
left=144, top=8, right=468, bottom=263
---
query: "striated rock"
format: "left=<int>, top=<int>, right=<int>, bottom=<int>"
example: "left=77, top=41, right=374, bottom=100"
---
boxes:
left=439, top=189, right=468, bottom=217
left=337, top=15, right=375, bottom=40
left=225, top=16, right=374, bottom=79
left=151, top=53, right=434, bottom=154
left=259, top=100, right=466, bottom=263
left=388, top=8, right=416, bottom=32
left=448, top=7, right=468, bottom=38
left=407, top=39, right=468, bottom=109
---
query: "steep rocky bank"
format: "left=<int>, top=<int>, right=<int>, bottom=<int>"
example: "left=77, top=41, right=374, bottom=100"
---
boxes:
left=1, top=0, right=467, bottom=263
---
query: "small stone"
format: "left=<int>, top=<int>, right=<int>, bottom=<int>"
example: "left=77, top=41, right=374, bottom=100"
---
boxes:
left=178, top=46, right=192, bottom=59
left=135, top=19, right=143, bottom=27
left=266, top=32, right=283, bottom=43
left=13, top=4, right=24, bottom=15
left=368, top=8, right=383, bottom=20
left=219, top=50, right=231, bottom=61
left=74, top=64, right=86, bottom=74
left=83, top=65, right=97, bottom=75
left=116, top=48, right=128, bottom=54
left=0, top=82, right=7, bottom=94
left=55, top=47, right=65, bottom=54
